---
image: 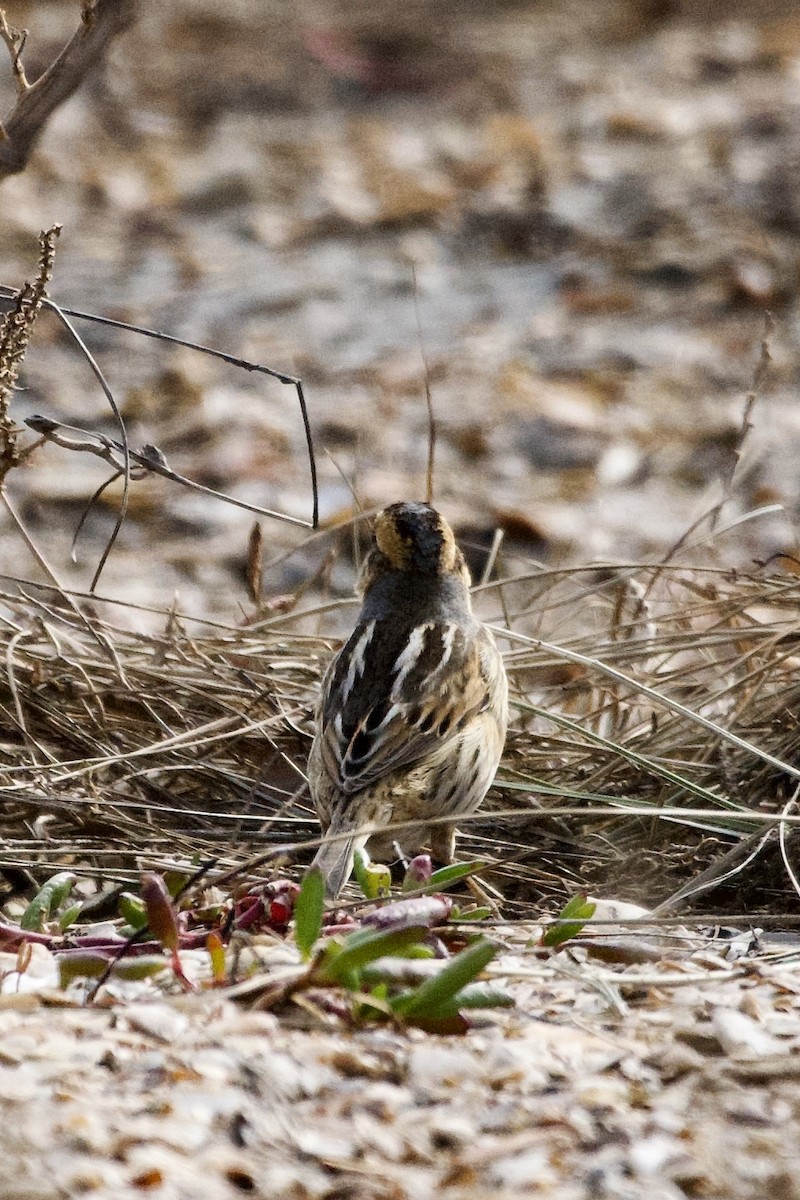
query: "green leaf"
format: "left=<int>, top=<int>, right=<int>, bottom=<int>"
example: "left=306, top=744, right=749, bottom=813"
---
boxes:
left=58, top=902, right=82, bottom=931
left=391, top=938, right=497, bottom=1018
left=560, top=891, right=595, bottom=920
left=346, top=988, right=396, bottom=1021
left=382, top=981, right=514, bottom=1021
left=425, top=861, right=486, bottom=892
left=294, top=867, right=325, bottom=961
left=111, top=956, right=173, bottom=982
left=352, top=848, right=370, bottom=892
left=163, top=870, right=191, bottom=899
left=441, top=982, right=515, bottom=1011
left=58, top=951, right=113, bottom=985
left=317, top=925, right=429, bottom=985
left=453, top=906, right=492, bottom=922
left=359, top=951, right=437, bottom=988
left=20, top=872, right=77, bottom=931
left=353, top=850, right=391, bottom=899
left=58, top=952, right=170, bottom=987
left=542, top=893, right=597, bottom=948
left=119, top=892, right=147, bottom=930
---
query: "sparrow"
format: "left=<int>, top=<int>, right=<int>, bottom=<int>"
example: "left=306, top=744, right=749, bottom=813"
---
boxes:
left=307, top=501, right=508, bottom=898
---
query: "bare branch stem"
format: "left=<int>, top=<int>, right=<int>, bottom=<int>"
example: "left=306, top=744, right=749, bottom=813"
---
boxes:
left=0, top=0, right=140, bottom=179
left=0, top=11, right=30, bottom=94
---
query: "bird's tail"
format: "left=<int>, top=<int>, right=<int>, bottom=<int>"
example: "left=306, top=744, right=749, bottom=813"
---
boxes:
left=310, top=820, right=363, bottom=898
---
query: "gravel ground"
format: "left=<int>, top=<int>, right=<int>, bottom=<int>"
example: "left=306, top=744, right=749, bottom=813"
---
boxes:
left=4, top=922, right=800, bottom=1200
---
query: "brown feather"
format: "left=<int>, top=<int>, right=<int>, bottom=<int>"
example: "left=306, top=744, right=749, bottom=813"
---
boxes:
left=307, top=502, right=508, bottom=897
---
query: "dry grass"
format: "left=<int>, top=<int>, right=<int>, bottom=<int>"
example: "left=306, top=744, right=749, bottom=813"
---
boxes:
left=1, top=554, right=799, bottom=919
left=0, top=583, right=329, bottom=881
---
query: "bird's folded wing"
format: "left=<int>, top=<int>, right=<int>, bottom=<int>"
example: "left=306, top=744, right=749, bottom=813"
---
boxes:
left=318, top=618, right=493, bottom=795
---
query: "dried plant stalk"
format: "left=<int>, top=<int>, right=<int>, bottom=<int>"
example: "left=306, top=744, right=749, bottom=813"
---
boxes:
left=0, top=223, right=60, bottom=482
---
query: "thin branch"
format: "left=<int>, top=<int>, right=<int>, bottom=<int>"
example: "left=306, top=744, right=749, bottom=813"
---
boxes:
left=0, top=12, right=29, bottom=93
left=638, top=315, right=776, bottom=610
left=38, top=297, right=132, bottom=593
left=479, top=527, right=505, bottom=587
left=720, top=309, right=774, bottom=501
left=0, top=290, right=319, bottom=529
left=0, top=280, right=319, bottom=587
left=410, top=264, right=436, bottom=504
left=0, top=0, right=141, bottom=179
left=24, top=416, right=314, bottom=528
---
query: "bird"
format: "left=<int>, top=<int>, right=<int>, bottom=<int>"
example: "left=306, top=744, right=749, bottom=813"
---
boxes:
left=307, top=500, right=508, bottom=898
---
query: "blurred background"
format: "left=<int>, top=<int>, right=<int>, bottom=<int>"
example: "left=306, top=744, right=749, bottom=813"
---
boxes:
left=2, top=0, right=800, bottom=624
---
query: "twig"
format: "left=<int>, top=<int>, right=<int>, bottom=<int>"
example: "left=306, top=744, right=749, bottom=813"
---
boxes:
left=410, top=264, right=436, bottom=504
left=718, top=310, right=775, bottom=508
left=0, top=290, right=320, bottom=530
left=639, top=315, right=776, bottom=608
left=25, top=416, right=314, bottom=528
left=0, top=11, right=29, bottom=93
left=0, top=0, right=140, bottom=178
left=33, top=297, right=134, bottom=593
left=479, top=527, right=505, bottom=587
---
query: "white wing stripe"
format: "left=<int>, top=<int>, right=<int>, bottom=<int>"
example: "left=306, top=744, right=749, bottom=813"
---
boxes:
left=436, top=624, right=456, bottom=675
left=391, top=623, right=430, bottom=694
left=344, top=620, right=375, bottom=699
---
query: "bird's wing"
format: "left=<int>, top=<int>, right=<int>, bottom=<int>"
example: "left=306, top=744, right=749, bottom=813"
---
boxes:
left=317, top=618, right=496, bottom=795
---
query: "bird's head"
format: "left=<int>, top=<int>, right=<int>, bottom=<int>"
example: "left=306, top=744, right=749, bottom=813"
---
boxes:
left=358, top=502, right=470, bottom=596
